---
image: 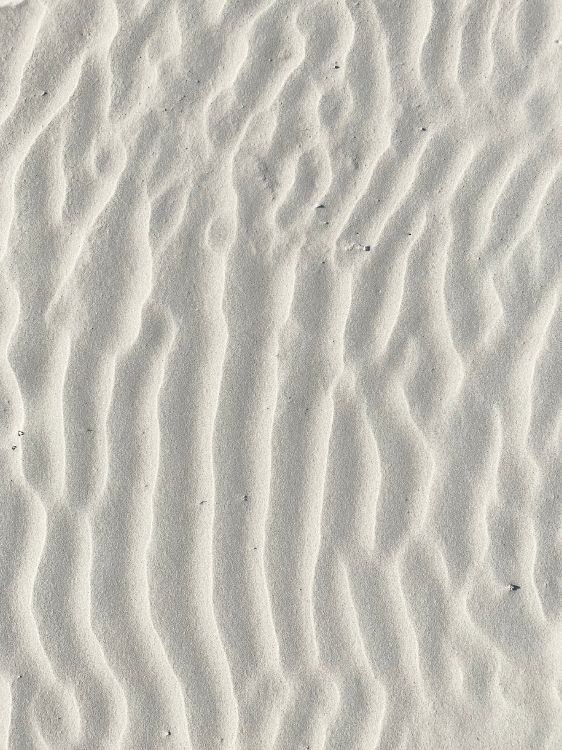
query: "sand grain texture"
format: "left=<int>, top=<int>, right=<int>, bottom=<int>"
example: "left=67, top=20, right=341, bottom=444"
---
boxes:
left=0, top=0, right=561, bottom=748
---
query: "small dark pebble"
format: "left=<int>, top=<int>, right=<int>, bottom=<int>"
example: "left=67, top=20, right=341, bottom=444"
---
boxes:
left=365, top=245, right=371, bottom=252
left=18, top=430, right=24, bottom=436
left=334, top=64, right=340, bottom=69
left=509, top=583, right=521, bottom=591
left=421, top=127, right=427, bottom=131
left=11, top=446, right=16, bottom=450
left=243, top=494, right=248, bottom=502
left=316, top=204, right=325, bottom=209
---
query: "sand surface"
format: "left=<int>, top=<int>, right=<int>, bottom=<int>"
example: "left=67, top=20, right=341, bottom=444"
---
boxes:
left=0, top=0, right=561, bottom=748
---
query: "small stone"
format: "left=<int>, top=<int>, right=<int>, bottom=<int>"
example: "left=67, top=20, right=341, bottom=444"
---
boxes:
left=509, top=583, right=521, bottom=591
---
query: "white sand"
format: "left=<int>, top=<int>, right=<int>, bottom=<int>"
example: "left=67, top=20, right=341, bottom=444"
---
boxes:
left=0, top=0, right=561, bottom=747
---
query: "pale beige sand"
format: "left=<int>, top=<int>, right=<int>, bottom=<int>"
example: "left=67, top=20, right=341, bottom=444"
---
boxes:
left=0, top=0, right=561, bottom=748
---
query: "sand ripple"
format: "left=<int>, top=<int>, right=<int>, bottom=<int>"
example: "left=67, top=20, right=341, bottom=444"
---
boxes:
left=0, top=0, right=561, bottom=747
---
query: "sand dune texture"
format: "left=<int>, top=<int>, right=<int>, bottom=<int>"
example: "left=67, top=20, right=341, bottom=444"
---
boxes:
left=0, top=0, right=561, bottom=747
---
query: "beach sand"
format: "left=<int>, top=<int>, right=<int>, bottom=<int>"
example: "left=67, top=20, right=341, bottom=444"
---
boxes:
left=0, top=0, right=561, bottom=747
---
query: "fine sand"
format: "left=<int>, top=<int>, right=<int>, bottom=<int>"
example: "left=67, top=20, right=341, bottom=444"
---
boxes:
left=0, top=1, right=561, bottom=748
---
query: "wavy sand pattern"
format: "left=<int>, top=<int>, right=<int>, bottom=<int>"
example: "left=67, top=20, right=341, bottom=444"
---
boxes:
left=0, top=0, right=561, bottom=747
